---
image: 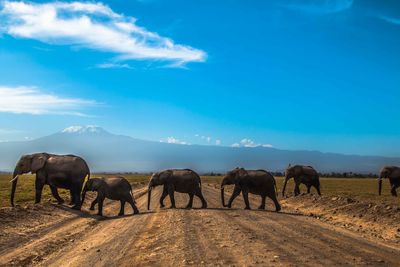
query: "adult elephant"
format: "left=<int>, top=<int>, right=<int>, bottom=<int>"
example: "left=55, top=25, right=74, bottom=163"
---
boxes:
left=10, top=153, right=90, bottom=210
left=282, top=164, right=321, bottom=197
left=379, top=166, right=400, bottom=196
left=221, top=168, right=281, bottom=211
left=147, top=169, right=207, bottom=209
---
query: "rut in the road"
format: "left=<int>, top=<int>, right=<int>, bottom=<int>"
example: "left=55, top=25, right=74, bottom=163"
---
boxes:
left=1, top=184, right=400, bottom=267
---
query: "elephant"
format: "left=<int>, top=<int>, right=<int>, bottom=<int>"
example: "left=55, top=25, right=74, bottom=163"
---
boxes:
left=221, top=168, right=281, bottom=211
left=81, top=177, right=139, bottom=216
left=147, top=169, right=207, bottom=209
left=11, top=153, right=90, bottom=210
left=282, top=164, right=321, bottom=197
left=379, top=166, right=400, bottom=196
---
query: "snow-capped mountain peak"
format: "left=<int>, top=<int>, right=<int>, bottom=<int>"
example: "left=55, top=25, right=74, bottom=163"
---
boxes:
left=61, top=125, right=108, bottom=135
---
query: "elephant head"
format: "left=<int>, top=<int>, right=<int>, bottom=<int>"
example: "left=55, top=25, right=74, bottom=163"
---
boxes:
left=81, top=178, right=102, bottom=205
left=378, top=166, right=400, bottom=195
left=11, top=153, right=48, bottom=206
left=147, top=170, right=172, bottom=210
left=221, top=168, right=247, bottom=207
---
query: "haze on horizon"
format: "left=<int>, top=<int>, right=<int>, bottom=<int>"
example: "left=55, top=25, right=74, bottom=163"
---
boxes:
left=0, top=0, right=399, bottom=157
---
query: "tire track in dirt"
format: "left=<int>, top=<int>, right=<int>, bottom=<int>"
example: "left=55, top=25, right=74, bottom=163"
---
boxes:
left=205, top=185, right=400, bottom=266
left=0, top=187, right=148, bottom=266
left=2, top=184, right=400, bottom=266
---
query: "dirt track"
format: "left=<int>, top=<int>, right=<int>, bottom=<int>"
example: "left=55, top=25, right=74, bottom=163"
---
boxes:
left=1, top=184, right=400, bottom=266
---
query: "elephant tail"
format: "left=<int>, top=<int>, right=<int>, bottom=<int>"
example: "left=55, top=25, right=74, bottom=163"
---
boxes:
left=273, top=178, right=278, bottom=197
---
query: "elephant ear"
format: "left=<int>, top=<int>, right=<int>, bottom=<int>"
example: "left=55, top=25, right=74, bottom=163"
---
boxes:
left=31, top=154, right=47, bottom=173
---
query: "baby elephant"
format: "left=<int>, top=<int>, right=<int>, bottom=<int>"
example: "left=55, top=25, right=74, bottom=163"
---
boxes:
left=81, top=177, right=139, bottom=216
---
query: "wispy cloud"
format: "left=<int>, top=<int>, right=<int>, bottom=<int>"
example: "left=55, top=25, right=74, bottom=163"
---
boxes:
left=160, top=136, right=189, bottom=145
left=379, top=15, right=400, bottom=25
left=0, top=1, right=206, bottom=65
left=95, top=63, right=134, bottom=69
left=231, top=138, right=273, bottom=148
left=0, top=86, right=97, bottom=116
left=283, top=0, right=353, bottom=14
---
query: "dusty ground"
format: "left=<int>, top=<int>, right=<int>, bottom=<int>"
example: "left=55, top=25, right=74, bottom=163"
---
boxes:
left=1, top=184, right=400, bottom=266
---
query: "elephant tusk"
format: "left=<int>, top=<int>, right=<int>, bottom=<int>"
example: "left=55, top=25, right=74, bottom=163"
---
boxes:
left=10, top=175, right=18, bottom=183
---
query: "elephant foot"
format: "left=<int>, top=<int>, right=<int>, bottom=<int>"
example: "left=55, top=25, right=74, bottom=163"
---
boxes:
left=276, top=206, right=282, bottom=212
left=56, top=198, right=64, bottom=204
left=160, top=204, right=165, bottom=208
left=258, top=206, right=265, bottom=210
left=89, top=206, right=95, bottom=211
left=244, top=206, right=251, bottom=210
left=133, top=209, right=139, bottom=215
left=201, top=204, right=207, bottom=209
left=226, top=205, right=232, bottom=209
left=169, top=205, right=176, bottom=209
left=97, top=213, right=103, bottom=217
left=118, top=212, right=124, bottom=216
left=185, top=206, right=193, bottom=209
left=71, top=205, right=81, bottom=210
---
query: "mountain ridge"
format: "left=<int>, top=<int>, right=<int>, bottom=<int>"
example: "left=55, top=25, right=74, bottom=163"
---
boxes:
left=0, top=126, right=398, bottom=173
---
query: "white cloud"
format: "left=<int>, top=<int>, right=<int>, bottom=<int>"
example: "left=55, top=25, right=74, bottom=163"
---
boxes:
left=231, top=143, right=240, bottom=148
left=231, top=138, right=273, bottom=148
left=0, top=86, right=97, bottom=115
left=95, top=63, right=133, bottom=69
left=284, top=0, right=353, bottom=14
left=380, top=15, right=400, bottom=25
left=160, top=136, right=189, bottom=145
left=0, top=1, right=206, bottom=65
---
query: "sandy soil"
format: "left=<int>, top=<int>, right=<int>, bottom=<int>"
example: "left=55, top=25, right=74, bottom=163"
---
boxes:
left=1, top=184, right=400, bottom=266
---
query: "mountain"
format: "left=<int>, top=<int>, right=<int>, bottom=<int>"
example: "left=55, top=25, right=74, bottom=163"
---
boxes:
left=0, top=126, right=399, bottom=173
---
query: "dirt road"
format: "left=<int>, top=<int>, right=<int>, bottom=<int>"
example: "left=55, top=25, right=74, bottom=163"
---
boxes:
left=1, top=184, right=399, bottom=266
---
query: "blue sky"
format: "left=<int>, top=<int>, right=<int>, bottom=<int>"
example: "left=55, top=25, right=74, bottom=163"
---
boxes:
left=0, top=0, right=399, bottom=156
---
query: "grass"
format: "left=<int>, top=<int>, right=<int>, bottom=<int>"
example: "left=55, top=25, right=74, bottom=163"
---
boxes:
left=0, top=174, right=398, bottom=208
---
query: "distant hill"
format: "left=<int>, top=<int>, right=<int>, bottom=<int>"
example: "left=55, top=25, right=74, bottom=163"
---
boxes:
left=0, top=126, right=398, bottom=173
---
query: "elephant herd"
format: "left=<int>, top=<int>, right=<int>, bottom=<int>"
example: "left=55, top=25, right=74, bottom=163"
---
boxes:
left=9, top=153, right=400, bottom=216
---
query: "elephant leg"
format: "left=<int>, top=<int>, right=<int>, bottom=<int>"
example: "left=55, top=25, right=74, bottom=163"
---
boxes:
left=186, top=193, right=194, bottom=209
left=167, top=185, right=176, bottom=209
left=127, top=196, right=139, bottom=214
left=269, top=193, right=281, bottom=212
left=306, top=185, right=311, bottom=194
left=242, top=188, right=251, bottom=210
left=97, top=196, right=105, bottom=216
left=119, top=200, right=126, bottom=216
left=294, top=182, right=301, bottom=196
left=34, top=178, right=44, bottom=204
left=315, top=184, right=322, bottom=196
left=195, top=189, right=207, bottom=209
left=258, top=195, right=266, bottom=210
left=90, top=196, right=98, bottom=210
left=50, top=186, right=64, bottom=204
left=227, top=186, right=241, bottom=208
left=71, top=184, right=82, bottom=210
left=159, top=187, right=168, bottom=208
left=391, top=185, right=398, bottom=197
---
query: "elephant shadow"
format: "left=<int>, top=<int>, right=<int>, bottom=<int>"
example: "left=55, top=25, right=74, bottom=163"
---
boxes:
left=52, top=204, right=155, bottom=220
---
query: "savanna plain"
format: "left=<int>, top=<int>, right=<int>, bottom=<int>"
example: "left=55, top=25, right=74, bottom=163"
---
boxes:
left=0, top=174, right=399, bottom=266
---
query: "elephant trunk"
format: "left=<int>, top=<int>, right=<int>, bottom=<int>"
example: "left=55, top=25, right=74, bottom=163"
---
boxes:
left=147, top=183, right=153, bottom=210
left=221, top=186, right=226, bottom=207
left=10, top=169, right=19, bottom=207
left=282, top=177, right=289, bottom=197
left=378, top=176, right=383, bottom=196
